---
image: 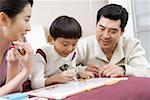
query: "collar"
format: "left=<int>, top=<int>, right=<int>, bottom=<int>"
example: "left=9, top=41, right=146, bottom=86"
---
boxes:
left=95, top=36, right=125, bottom=64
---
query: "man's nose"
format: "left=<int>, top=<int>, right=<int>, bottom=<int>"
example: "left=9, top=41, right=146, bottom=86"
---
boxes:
left=103, top=30, right=110, bottom=38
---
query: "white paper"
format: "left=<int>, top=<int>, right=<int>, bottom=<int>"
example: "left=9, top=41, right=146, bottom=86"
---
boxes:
left=27, top=78, right=128, bottom=99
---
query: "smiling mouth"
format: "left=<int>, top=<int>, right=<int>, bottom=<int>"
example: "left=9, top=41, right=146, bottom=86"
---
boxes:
left=101, top=40, right=111, bottom=44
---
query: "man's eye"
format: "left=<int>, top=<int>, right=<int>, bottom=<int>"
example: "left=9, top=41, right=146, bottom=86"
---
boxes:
left=110, top=30, right=117, bottom=34
left=63, top=44, right=68, bottom=46
left=100, top=28, right=105, bottom=30
left=99, top=27, right=105, bottom=31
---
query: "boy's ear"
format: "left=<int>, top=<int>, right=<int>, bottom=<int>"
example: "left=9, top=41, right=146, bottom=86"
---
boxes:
left=47, top=34, right=54, bottom=44
left=0, top=12, right=10, bottom=27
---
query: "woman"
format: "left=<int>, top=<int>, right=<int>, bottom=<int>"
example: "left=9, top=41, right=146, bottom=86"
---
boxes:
left=0, top=0, right=34, bottom=96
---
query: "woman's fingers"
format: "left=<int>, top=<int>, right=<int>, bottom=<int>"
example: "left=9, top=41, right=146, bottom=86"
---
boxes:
left=13, top=41, right=34, bottom=55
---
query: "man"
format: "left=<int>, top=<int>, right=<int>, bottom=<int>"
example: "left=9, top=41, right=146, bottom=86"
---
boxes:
left=76, top=4, right=150, bottom=78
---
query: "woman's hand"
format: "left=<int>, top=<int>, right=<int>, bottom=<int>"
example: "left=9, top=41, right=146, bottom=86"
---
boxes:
left=6, top=48, right=21, bottom=66
left=6, top=41, right=34, bottom=92
left=7, top=41, right=34, bottom=74
left=13, top=41, right=34, bottom=73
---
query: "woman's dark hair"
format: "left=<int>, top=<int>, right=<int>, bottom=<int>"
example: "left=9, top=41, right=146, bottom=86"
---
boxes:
left=97, top=4, right=128, bottom=31
left=49, top=15, right=82, bottom=40
left=0, top=0, right=33, bottom=18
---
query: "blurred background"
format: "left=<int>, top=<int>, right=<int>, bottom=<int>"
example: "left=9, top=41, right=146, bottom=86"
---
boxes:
left=26, top=0, right=150, bottom=62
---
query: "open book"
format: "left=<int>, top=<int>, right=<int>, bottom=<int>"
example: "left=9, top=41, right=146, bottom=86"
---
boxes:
left=27, top=77, right=128, bottom=99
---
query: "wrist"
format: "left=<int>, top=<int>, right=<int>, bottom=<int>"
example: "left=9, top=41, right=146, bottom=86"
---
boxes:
left=45, top=75, right=58, bottom=86
left=21, top=67, right=30, bottom=76
left=119, top=64, right=126, bottom=75
left=7, top=61, right=20, bottom=67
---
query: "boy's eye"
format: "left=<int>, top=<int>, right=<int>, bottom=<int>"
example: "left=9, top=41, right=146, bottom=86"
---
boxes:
left=72, top=43, right=77, bottom=46
left=62, top=44, right=68, bottom=46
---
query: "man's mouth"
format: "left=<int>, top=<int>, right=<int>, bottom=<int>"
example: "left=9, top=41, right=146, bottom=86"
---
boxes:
left=101, top=40, right=111, bottom=45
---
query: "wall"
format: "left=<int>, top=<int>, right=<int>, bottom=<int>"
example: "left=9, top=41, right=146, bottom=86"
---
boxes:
left=26, top=0, right=108, bottom=51
left=108, top=0, right=135, bottom=37
left=134, top=0, right=150, bottom=62
left=30, top=0, right=108, bottom=36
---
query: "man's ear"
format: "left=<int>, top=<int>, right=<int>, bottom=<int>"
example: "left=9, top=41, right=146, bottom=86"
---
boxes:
left=0, top=12, right=10, bottom=27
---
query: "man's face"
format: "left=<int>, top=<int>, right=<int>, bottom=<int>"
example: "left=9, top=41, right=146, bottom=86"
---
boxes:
left=96, top=16, right=123, bottom=51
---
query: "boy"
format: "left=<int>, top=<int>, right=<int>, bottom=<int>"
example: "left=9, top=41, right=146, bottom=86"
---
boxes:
left=31, top=16, right=94, bottom=89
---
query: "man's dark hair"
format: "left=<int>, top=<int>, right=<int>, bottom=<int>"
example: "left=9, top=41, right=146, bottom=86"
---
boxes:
left=97, top=4, right=128, bottom=31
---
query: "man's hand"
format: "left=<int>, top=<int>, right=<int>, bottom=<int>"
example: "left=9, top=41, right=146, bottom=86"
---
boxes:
left=98, top=64, right=125, bottom=78
left=85, top=64, right=99, bottom=77
left=79, top=71, right=95, bottom=79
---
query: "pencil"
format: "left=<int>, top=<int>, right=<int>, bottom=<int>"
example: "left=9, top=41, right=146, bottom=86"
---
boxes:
left=73, top=77, right=78, bottom=82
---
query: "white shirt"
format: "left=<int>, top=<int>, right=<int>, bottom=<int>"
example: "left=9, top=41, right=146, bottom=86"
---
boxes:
left=31, top=44, right=76, bottom=89
left=76, top=35, right=150, bottom=77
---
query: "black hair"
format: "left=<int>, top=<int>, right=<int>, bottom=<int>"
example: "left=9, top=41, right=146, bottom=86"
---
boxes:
left=97, top=4, right=128, bottom=31
left=49, top=15, right=82, bottom=40
left=0, top=0, right=33, bottom=18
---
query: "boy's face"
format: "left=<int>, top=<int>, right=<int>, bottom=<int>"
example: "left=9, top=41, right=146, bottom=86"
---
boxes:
left=53, top=37, right=78, bottom=57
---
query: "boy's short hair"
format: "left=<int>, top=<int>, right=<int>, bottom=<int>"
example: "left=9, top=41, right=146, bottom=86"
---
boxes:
left=97, top=4, right=128, bottom=31
left=49, top=15, right=82, bottom=40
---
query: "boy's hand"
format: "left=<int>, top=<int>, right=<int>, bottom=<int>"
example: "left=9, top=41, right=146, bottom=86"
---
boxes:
left=50, top=70, right=74, bottom=83
left=79, top=71, right=95, bottom=79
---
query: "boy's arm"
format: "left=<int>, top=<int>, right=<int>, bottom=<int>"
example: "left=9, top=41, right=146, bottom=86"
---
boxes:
left=31, top=54, right=46, bottom=89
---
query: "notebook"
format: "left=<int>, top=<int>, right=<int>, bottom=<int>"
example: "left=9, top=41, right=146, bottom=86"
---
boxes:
left=27, top=77, right=128, bottom=99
